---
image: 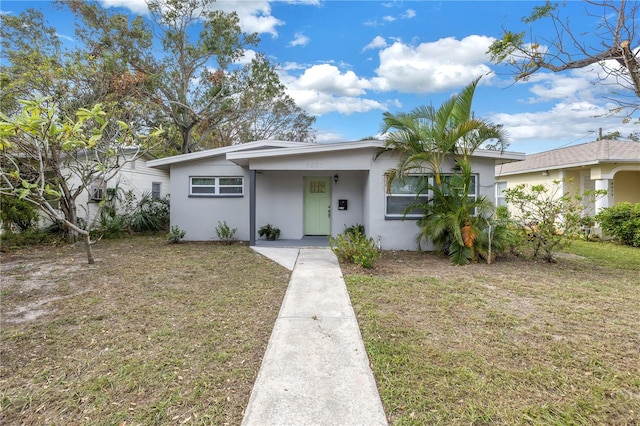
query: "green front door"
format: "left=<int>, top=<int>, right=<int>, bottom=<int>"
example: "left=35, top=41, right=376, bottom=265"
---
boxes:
left=304, top=177, right=331, bottom=235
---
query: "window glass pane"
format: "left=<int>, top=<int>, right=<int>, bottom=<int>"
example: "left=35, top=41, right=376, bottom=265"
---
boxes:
left=152, top=183, right=161, bottom=199
left=310, top=180, right=326, bottom=193
left=192, top=177, right=215, bottom=186
left=191, top=186, right=216, bottom=194
left=386, top=195, right=428, bottom=216
left=220, top=186, right=243, bottom=194
left=469, top=175, right=477, bottom=194
left=389, top=176, right=426, bottom=194
left=219, top=177, right=242, bottom=186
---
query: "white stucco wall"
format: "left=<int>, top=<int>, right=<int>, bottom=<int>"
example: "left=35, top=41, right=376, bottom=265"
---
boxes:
left=164, top=145, right=506, bottom=249
left=255, top=170, right=366, bottom=240
left=365, top=153, right=501, bottom=251
left=61, top=153, right=169, bottom=228
left=169, top=157, right=250, bottom=241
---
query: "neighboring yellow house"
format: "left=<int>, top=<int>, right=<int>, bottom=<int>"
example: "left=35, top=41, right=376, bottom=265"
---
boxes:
left=495, top=140, right=640, bottom=217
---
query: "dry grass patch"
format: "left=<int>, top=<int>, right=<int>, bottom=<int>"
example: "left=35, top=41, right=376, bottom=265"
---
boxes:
left=1, top=235, right=290, bottom=425
left=344, top=243, right=640, bottom=425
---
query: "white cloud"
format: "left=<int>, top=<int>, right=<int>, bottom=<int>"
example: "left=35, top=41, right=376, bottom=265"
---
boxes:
left=366, top=7, right=416, bottom=26
left=372, top=35, right=496, bottom=93
left=362, top=36, right=387, bottom=52
left=99, top=0, right=284, bottom=36
left=402, top=9, right=416, bottom=19
left=286, top=88, right=386, bottom=115
left=235, top=49, right=257, bottom=65
left=289, top=32, right=310, bottom=47
left=56, top=32, right=75, bottom=42
left=99, top=0, right=149, bottom=14
left=294, top=64, right=372, bottom=97
left=490, top=100, right=634, bottom=145
left=279, top=63, right=385, bottom=115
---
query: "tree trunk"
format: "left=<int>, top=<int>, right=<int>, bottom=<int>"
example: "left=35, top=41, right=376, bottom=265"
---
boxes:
left=83, top=232, right=95, bottom=264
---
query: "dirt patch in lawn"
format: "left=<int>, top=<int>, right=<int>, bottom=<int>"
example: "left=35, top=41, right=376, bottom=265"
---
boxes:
left=0, top=236, right=290, bottom=425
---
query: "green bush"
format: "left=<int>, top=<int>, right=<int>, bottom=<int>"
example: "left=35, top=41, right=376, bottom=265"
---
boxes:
left=596, top=202, right=640, bottom=247
left=0, top=227, right=67, bottom=250
left=329, top=225, right=380, bottom=268
left=0, top=195, right=39, bottom=232
left=504, top=181, right=605, bottom=262
left=167, top=226, right=186, bottom=244
left=215, top=220, right=237, bottom=244
left=127, top=193, right=170, bottom=232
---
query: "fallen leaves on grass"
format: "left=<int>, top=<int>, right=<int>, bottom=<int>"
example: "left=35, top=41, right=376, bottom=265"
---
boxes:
left=0, top=236, right=290, bottom=425
left=345, top=248, right=640, bottom=425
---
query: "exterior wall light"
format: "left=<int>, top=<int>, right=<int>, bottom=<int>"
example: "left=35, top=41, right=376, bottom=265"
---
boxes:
left=334, top=174, right=339, bottom=184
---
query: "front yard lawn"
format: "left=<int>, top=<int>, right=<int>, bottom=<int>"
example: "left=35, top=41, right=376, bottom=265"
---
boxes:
left=344, top=242, right=640, bottom=425
left=0, top=236, right=290, bottom=425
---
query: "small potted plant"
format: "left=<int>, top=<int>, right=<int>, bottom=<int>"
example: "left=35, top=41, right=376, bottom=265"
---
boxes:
left=258, top=224, right=281, bottom=241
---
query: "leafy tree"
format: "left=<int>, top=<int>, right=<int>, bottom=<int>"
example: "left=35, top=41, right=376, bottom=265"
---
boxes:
left=65, top=0, right=259, bottom=154
left=1, top=9, right=65, bottom=115
left=199, top=54, right=316, bottom=147
left=0, top=98, right=162, bottom=264
left=1, top=8, right=153, bottom=127
left=504, top=181, right=607, bottom=262
left=488, top=0, right=640, bottom=117
left=381, top=77, right=508, bottom=264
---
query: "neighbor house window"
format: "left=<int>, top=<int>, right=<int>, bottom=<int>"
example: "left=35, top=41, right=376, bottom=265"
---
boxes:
left=152, top=182, right=161, bottom=199
left=385, top=175, right=430, bottom=219
left=90, top=179, right=106, bottom=202
left=496, top=181, right=507, bottom=207
left=189, top=176, right=243, bottom=197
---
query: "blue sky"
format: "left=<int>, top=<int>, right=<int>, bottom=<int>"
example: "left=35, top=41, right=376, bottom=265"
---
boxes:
left=2, top=0, right=638, bottom=154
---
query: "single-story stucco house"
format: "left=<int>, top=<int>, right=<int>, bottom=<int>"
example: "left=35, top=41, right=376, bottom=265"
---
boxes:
left=495, top=140, right=640, bottom=217
left=148, top=140, right=524, bottom=250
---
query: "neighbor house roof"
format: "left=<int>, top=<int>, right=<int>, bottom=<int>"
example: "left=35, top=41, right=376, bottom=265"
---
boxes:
left=497, top=140, right=640, bottom=176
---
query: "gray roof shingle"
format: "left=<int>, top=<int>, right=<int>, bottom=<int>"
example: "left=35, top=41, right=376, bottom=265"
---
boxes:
left=497, top=140, right=640, bottom=175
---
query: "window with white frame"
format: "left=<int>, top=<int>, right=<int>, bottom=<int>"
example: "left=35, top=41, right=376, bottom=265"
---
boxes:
left=152, top=182, right=161, bottom=199
left=385, top=175, right=430, bottom=218
left=441, top=174, right=478, bottom=201
left=189, top=176, right=243, bottom=197
left=385, top=174, right=480, bottom=219
left=496, top=181, right=507, bottom=207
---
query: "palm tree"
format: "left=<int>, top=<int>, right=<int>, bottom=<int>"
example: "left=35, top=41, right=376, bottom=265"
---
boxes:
left=381, top=77, right=508, bottom=264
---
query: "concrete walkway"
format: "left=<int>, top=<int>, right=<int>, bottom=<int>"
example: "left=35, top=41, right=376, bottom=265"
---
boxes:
left=243, top=248, right=388, bottom=426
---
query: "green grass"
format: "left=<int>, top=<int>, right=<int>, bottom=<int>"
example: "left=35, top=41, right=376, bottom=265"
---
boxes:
left=344, top=248, right=640, bottom=425
left=564, top=239, right=640, bottom=270
left=0, top=236, right=290, bottom=425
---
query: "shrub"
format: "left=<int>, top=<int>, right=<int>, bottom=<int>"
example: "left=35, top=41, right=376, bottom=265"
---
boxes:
left=330, top=226, right=380, bottom=268
left=596, top=202, right=640, bottom=247
left=343, top=224, right=365, bottom=238
left=0, top=227, right=67, bottom=251
left=504, top=181, right=606, bottom=262
left=0, top=195, right=39, bottom=232
left=215, top=220, right=237, bottom=244
left=128, top=192, right=170, bottom=232
left=167, top=226, right=186, bottom=244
